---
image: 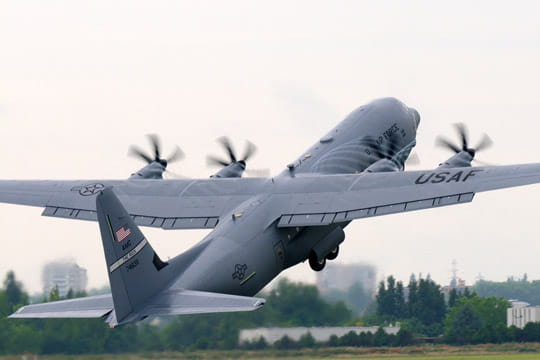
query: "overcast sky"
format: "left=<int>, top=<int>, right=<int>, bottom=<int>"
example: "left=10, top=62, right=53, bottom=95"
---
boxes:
left=1, top=0, right=540, bottom=293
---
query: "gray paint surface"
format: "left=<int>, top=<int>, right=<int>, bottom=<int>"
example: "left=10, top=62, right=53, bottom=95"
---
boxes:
left=4, top=97, right=540, bottom=324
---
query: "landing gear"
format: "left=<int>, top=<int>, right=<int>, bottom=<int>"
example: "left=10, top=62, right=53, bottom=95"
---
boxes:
left=309, top=252, right=326, bottom=271
left=326, top=246, right=339, bottom=260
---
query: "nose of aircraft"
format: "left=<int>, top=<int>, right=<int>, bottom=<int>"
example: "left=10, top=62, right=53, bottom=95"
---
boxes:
left=409, top=107, right=421, bottom=129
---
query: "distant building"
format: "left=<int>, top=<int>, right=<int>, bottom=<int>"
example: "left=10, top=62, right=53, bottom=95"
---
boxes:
left=42, top=260, right=88, bottom=297
left=239, top=326, right=400, bottom=345
left=441, top=278, right=473, bottom=300
left=507, top=300, right=540, bottom=329
left=316, top=262, right=377, bottom=294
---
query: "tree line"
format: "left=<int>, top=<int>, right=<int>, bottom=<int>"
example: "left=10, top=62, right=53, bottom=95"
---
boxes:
left=2, top=270, right=540, bottom=355
left=373, top=274, right=540, bottom=345
left=474, top=274, right=540, bottom=305
left=0, top=272, right=353, bottom=354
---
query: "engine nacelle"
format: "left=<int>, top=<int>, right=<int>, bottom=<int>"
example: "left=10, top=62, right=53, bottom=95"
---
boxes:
left=312, top=227, right=345, bottom=261
left=438, top=151, right=473, bottom=169
left=129, top=162, right=166, bottom=180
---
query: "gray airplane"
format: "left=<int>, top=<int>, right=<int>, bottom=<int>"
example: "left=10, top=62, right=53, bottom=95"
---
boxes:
left=3, top=97, right=540, bottom=326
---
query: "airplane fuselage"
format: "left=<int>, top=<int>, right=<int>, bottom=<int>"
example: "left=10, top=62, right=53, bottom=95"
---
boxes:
left=171, top=98, right=421, bottom=296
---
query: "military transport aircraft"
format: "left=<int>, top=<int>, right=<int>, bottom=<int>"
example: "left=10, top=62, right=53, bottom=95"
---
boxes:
left=3, top=97, right=540, bottom=326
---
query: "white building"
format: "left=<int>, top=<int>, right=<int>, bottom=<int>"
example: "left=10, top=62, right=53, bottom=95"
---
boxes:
left=507, top=300, right=540, bottom=328
left=239, top=326, right=399, bottom=345
left=42, top=260, right=88, bottom=297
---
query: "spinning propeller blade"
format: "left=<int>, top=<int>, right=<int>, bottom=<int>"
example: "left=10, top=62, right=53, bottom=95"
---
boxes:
left=129, top=134, right=185, bottom=168
left=436, top=123, right=493, bottom=162
left=207, top=137, right=258, bottom=168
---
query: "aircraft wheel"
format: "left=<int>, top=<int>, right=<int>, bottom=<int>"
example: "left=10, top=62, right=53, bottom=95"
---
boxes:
left=326, top=246, right=339, bottom=260
left=309, top=252, right=326, bottom=272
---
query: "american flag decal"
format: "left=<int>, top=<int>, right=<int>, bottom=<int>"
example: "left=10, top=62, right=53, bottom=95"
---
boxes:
left=115, top=226, right=131, bottom=242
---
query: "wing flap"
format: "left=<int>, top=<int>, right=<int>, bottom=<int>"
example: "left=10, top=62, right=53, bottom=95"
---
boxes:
left=9, top=294, right=113, bottom=319
left=277, top=164, right=540, bottom=226
left=278, top=192, right=474, bottom=227
left=41, top=206, right=220, bottom=229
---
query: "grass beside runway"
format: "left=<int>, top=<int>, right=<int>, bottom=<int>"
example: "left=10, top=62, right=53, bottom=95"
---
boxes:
left=1, top=343, right=540, bottom=359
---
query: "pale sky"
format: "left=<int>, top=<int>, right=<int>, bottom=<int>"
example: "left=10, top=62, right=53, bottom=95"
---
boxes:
left=1, top=0, right=540, bottom=293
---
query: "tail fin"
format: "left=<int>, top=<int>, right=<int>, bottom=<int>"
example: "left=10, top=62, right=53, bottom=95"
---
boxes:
left=96, top=187, right=171, bottom=323
left=10, top=187, right=265, bottom=325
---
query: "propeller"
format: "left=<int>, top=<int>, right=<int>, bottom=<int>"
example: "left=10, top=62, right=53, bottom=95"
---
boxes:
left=436, top=123, right=493, bottom=159
left=129, top=134, right=184, bottom=168
left=364, top=135, right=402, bottom=163
left=207, top=137, right=257, bottom=169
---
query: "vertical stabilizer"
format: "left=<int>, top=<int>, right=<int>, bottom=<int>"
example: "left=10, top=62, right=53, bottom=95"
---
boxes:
left=96, top=187, right=170, bottom=323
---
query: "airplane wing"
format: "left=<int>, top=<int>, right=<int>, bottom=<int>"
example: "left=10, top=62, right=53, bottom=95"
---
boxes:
left=276, top=164, right=540, bottom=227
left=0, top=164, right=539, bottom=229
left=0, top=178, right=268, bottom=230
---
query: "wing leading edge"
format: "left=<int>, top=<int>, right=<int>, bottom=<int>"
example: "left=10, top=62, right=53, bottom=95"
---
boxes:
left=0, top=164, right=539, bottom=229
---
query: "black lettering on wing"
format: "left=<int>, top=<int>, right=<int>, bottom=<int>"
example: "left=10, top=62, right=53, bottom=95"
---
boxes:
left=432, top=172, right=450, bottom=184
left=415, top=173, right=433, bottom=184
left=446, top=171, right=463, bottom=183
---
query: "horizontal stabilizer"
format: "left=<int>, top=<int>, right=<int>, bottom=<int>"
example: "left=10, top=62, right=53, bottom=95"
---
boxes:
left=9, top=290, right=264, bottom=325
left=9, top=294, right=112, bottom=319
left=141, top=289, right=265, bottom=317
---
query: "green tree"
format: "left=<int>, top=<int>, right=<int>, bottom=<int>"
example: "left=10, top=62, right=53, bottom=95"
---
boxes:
left=376, top=276, right=406, bottom=320
left=47, top=286, right=61, bottom=302
left=372, top=327, right=389, bottom=346
left=395, top=281, right=407, bottom=318
left=338, top=331, right=360, bottom=346
left=298, top=332, right=316, bottom=348
left=475, top=278, right=540, bottom=305
left=274, top=335, right=298, bottom=350
left=3, top=322, right=42, bottom=354
left=407, top=275, right=419, bottom=318
left=265, top=278, right=351, bottom=326
left=448, top=288, right=458, bottom=308
left=396, top=328, right=415, bottom=346
left=3, top=271, right=28, bottom=312
left=416, top=278, right=445, bottom=326
left=444, top=296, right=510, bottom=344
left=0, top=290, right=9, bottom=317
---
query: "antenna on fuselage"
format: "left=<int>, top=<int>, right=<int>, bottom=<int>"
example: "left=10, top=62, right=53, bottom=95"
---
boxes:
left=286, top=163, right=296, bottom=177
